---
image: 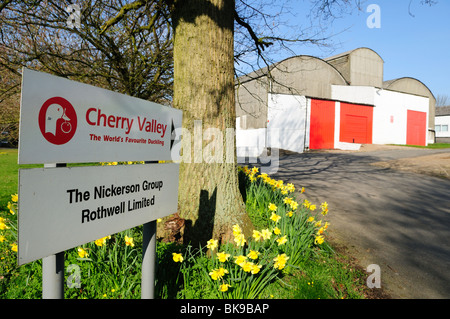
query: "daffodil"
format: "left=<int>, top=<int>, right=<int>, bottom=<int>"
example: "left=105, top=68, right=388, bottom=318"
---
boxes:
left=252, top=230, right=262, bottom=241
left=276, top=235, right=287, bottom=246
left=207, top=238, right=218, bottom=251
left=270, top=212, right=281, bottom=223
left=310, top=204, right=316, bottom=211
left=10, top=243, right=17, bottom=252
left=268, top=203, right=277, bottom=211
left=307, top=216, right=315, bottom=222
left=217, top=251, right=231, bottom=262
left=11, top=194, right=18, bottom=202
left=286, top=183, right=295, bottom=193
left=241, top=261, right=254, bottom=273
left=7, top=202, right=15, bottom=215
left=209, top=267, right=228, bottom=280
left=232, top=224, right=242, bottom=236
left=320, top=202, right=328, bottom=215
left=251, top=264, right=262, bottom=274
left=234, top=233, right=246, bottom=247
left=220, top=283, right=231, bottom=292
left=247, top=250, right=260, bottom=260
left=172, top=253, right=184, bottom=262
left=261, top=229, right=272, bottom=240
left=94, top=236, right=111, bottom=247
left=0, top=235, right=5, bottom=243
left=234, top=255, right=247, bottom=266
left=286, top=211, right=293, bottom=217
left=78, top=247, right=89, bottom=258
left=273, top=227, right=281, bottom=235
left=314, top=235, right=324, bottom=245
left=125, top=235, right=135, bottom=247
left=0, top=222, right=7, bottom=230
left=289, top=201, right=299, bottom=210
left=273, top=254, right=289, bottom=270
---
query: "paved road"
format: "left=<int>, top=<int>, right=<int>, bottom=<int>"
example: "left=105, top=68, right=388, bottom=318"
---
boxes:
left=270, top=147, right=450, bottom=299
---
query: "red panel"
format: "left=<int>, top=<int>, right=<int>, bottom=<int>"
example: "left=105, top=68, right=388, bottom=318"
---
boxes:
left=310, top=99, right=335, bottom=149
left=340, top=102, right=373, bottom=144
left=406, top=110, right=426, bottom=146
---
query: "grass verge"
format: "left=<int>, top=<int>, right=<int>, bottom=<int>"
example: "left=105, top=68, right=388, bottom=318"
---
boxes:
left=0, top=148, right=381, bottom=299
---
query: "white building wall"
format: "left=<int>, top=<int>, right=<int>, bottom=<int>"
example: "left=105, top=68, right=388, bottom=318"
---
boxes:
left=435, top=115, right=450, bottom=138
left=373, top=89, right=429, bottom=145
left=267, top=93, right=307, bottom=153
left=331, top=85, right=429, bottom=146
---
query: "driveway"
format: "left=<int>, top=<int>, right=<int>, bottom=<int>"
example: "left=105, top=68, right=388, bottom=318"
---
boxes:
left=270, top=145, right=450, bottom=299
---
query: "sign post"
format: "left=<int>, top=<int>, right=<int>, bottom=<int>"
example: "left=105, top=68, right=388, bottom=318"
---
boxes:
left=17, top=68, right=182, bottom=299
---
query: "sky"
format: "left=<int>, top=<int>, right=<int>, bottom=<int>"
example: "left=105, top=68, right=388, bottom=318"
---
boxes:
left=262, top=0, right=450, bottom=100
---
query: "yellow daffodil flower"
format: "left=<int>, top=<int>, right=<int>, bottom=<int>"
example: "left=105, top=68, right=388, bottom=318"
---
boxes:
left=234, top=255, right=247, bottom=266
left=10, top=243, right=18, bottom=252
left=220, top=283, right=231, bottom=292
left=234, top=233, right=246, bottom=247
left=261, top=229, right=272, bottom=240
left=247, top=250, right=260, bottom=260
left=251, top=264, right=262, bottom=274
left=78, top=247, right=89, bottom=258
left=273, top=254, right=289, bottom=270
left=268, top=203, right=277, bottom=211
left=217, top=251, right=231, bottom=262
left=252, top=230, right=262, bottom=241
left=273, top=227, right=281, bottom=235
left=172, top=253, right=184, bottom=263
left=206, top=238, right=218, bottom=251
left=276, top=236, right=287, bottom=246
left=11, top=194, right=18, bottom=202
left=270, top=212, right=281, bottom=223
left=314, top=235, right=324, bottom=245
left=242, top=261, right=254, bottom=273
left=125, top=235, right=135, bottom=247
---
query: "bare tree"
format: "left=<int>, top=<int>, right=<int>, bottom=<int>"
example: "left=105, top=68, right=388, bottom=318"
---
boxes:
left=436, top=94, right=450, bottom=107
left=0, top=0, right=173, bottom=103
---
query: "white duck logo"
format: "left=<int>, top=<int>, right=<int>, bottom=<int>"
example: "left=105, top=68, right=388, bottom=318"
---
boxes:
left=44, top=104, right=72, bottom=136
left=39, top=97, right=77, bottom=145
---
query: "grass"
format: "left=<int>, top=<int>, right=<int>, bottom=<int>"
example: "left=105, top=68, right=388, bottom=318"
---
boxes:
left=391, top=143, right=450, bottom=149
left=0, top=148, right=373, bottom=299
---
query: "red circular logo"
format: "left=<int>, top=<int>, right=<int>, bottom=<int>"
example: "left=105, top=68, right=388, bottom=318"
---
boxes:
left=38, top=97, right=77, bottom=145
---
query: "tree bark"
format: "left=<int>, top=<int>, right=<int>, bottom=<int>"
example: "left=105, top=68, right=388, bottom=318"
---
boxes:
left=171, top=0, right=252, bottom=246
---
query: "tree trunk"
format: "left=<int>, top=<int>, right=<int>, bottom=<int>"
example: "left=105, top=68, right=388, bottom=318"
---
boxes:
left=171, top=0, right=252, bottom=246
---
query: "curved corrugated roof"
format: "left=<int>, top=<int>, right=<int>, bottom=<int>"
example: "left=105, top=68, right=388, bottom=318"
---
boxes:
left=324, top=47, right=384, bottom=62
left=383, top=77, right=436, bottom=101
left=237, top=54, right=348, bottom=85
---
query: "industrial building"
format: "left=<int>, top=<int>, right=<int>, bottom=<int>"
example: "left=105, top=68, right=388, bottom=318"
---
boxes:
left=435, top=106, right=450, bottom=143
left=235, top=47, right=435, bottom=157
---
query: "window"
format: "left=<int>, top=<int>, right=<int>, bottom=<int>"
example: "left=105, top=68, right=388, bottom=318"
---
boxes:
left=436, top=125, right=441, bottom=132
left=443, top=125, right=449, bottom=132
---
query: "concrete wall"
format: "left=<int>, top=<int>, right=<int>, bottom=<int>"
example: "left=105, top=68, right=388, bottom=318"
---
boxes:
left=326, top=48, right=384, bottom=87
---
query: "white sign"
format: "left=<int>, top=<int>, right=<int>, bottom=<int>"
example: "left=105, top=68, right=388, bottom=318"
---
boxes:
left=18, top=163, right=179, bottom=265
left=18, top=68, right=182, bottom=164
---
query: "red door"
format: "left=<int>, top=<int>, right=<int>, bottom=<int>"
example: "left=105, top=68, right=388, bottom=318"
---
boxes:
left=406, top=110, right=426, bottom=146
left=340, top=102, right=373, bottom=144
left=310, top=99, right=335, bottom=149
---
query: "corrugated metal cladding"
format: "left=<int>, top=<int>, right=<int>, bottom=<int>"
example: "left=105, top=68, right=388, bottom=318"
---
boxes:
left=310, top=99, right=335, bottom=149
left=407, top=110, right=427, bottom=146
left=339, top=102, right=373, bottom=144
